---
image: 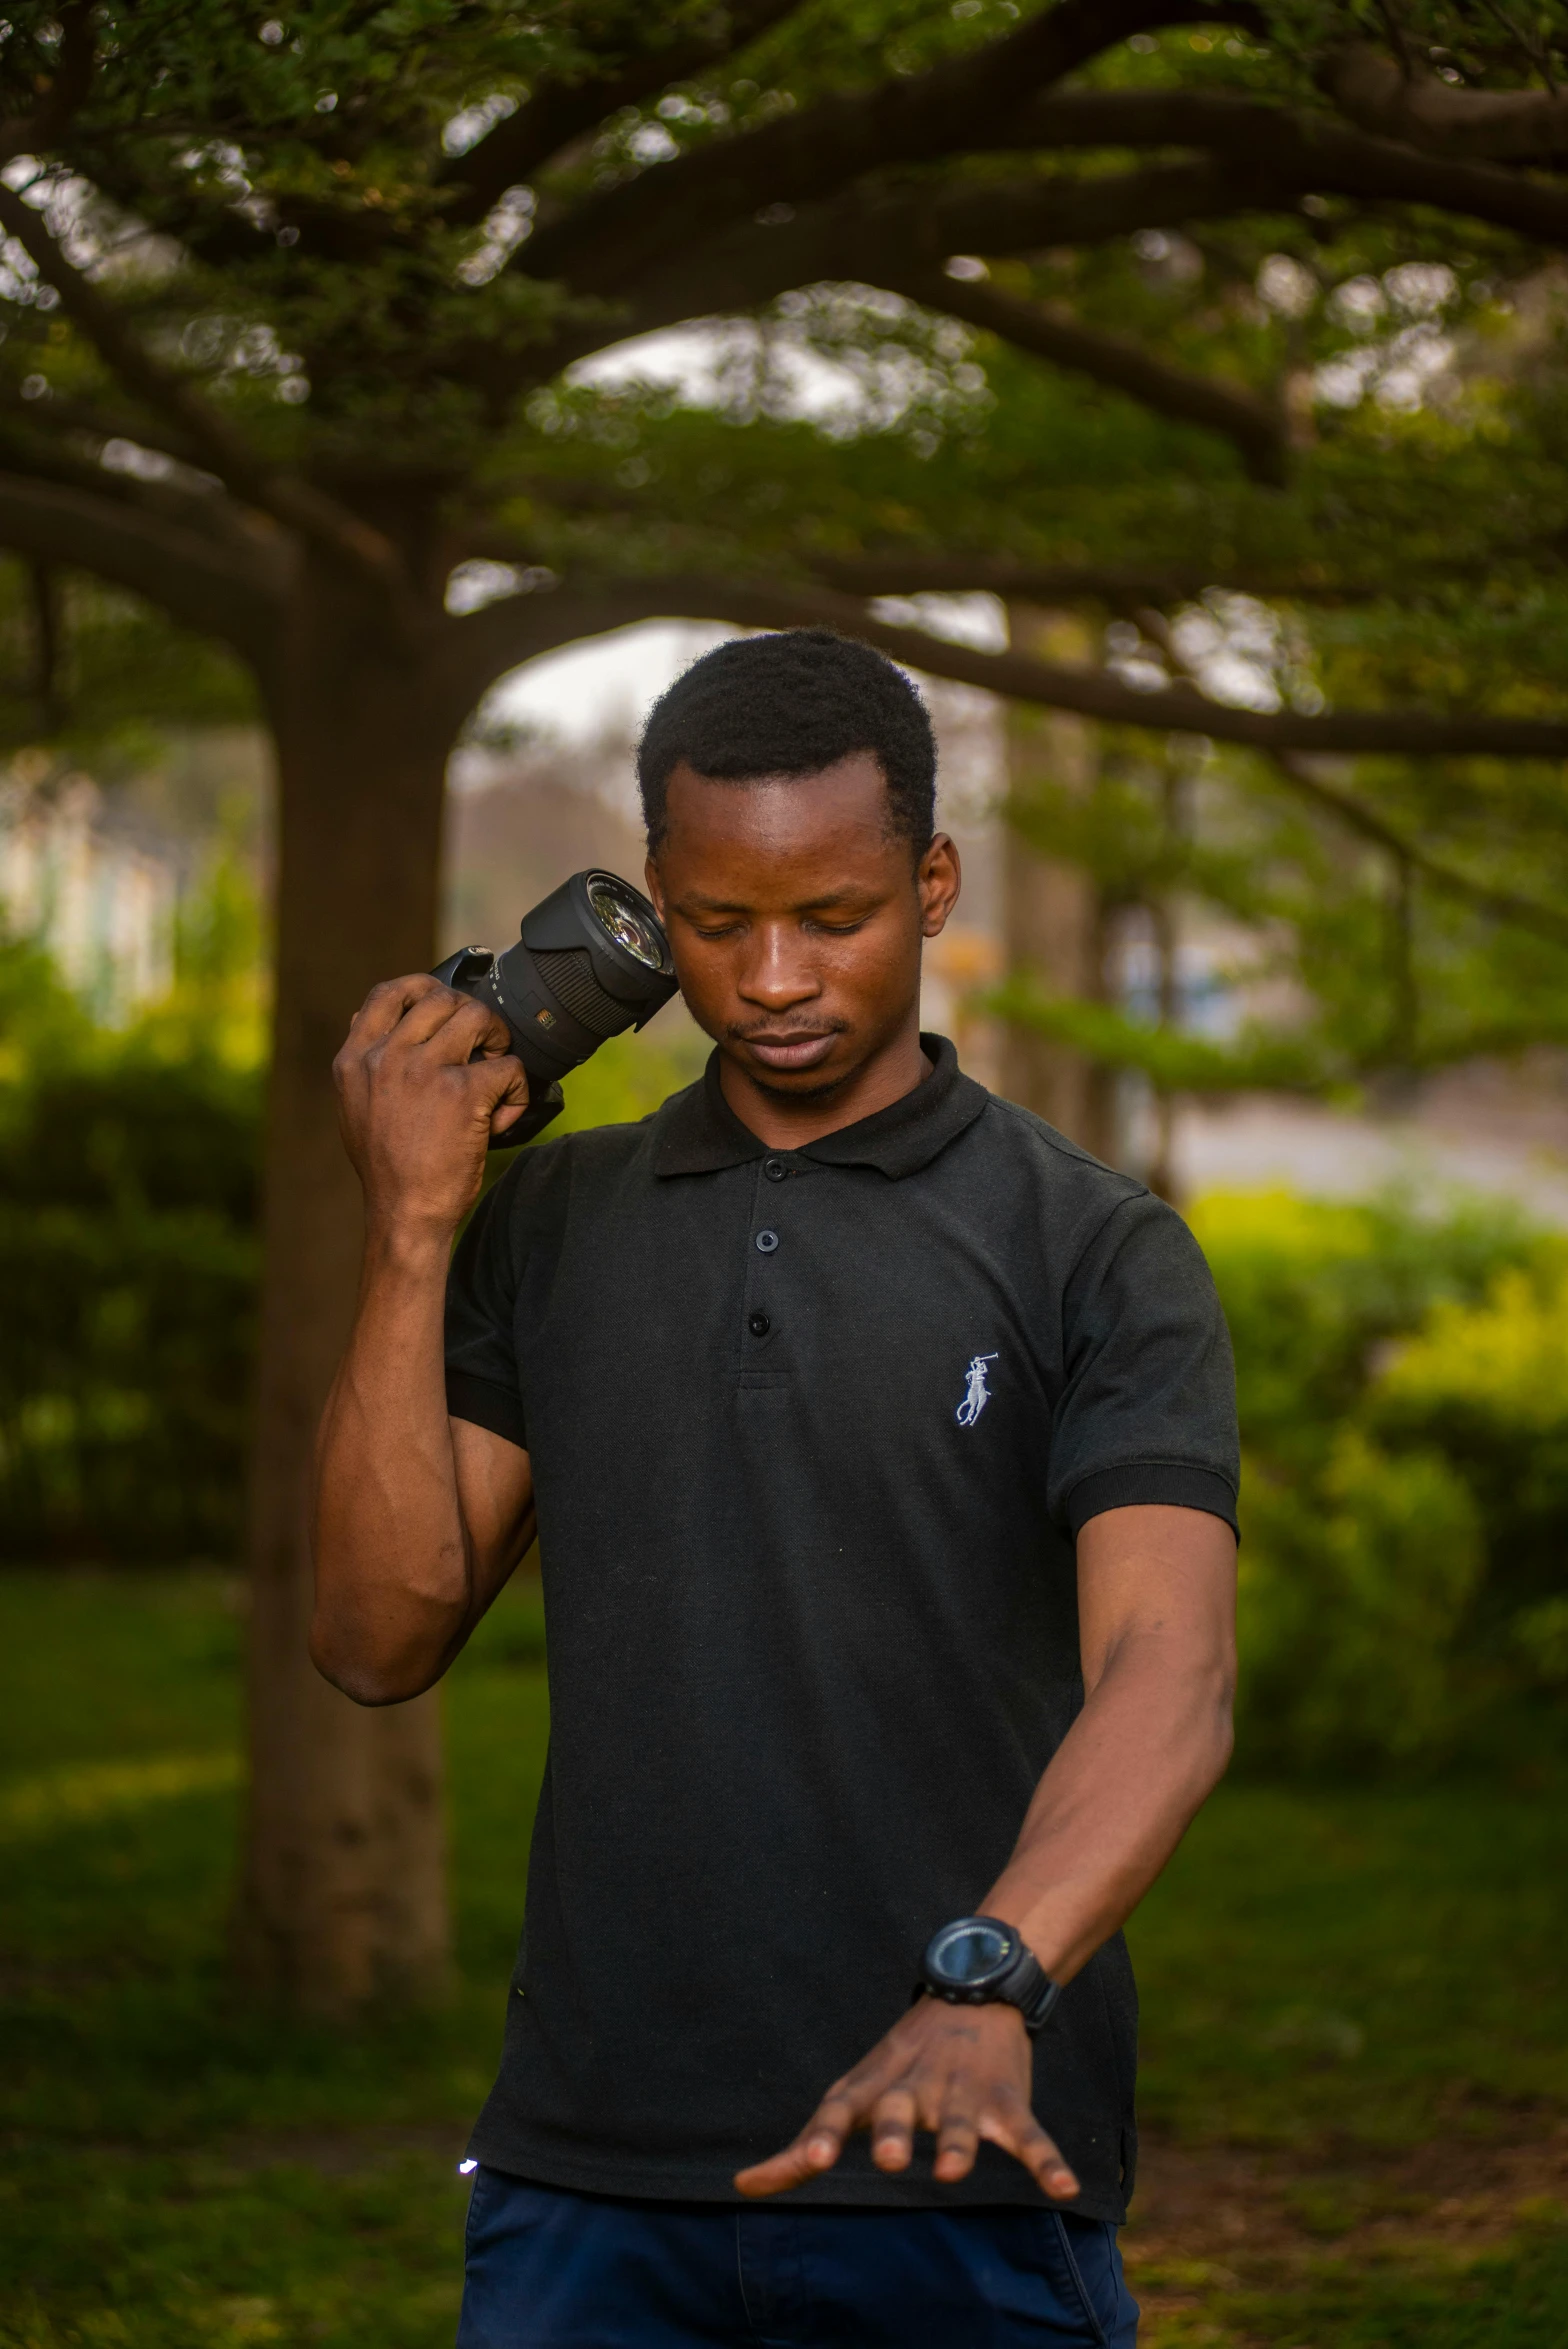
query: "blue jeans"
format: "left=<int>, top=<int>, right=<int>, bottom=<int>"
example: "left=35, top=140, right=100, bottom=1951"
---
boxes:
left=458, top=2167, right=1139, bottom=2348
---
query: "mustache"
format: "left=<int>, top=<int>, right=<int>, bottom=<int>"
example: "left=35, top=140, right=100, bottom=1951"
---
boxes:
left=725, top=1016, right=850, bottom=1042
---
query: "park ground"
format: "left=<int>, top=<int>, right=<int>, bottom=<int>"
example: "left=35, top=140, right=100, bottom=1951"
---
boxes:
left=1, top=1570, right=1565, bottom=2349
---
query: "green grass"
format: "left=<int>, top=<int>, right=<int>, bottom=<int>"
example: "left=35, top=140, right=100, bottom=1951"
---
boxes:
left=1223, top=2223, right=1568, bottom=2348
left=1129, top=1780, right=1568, bottom=2147
left=1, top=1570, right=1565, bottom=2347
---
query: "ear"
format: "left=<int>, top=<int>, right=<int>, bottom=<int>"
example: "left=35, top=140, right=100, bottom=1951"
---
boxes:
left=917, top=833, right=961, bottom=938
left=644, top=851, right=666, bottom=920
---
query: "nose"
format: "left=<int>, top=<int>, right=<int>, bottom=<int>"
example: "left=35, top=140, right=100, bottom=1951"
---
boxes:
left=736, top=919, right=822, bottom=1013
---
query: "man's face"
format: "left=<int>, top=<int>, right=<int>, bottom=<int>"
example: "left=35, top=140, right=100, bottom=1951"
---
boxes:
left=646, top=752, right=960, bottom=1099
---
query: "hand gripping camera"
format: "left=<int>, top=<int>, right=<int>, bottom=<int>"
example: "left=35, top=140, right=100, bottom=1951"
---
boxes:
left=432, top=869, right=679, bottom=1148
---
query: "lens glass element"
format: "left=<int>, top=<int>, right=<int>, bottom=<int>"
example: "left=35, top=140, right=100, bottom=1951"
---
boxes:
left=586, top=875, right=666, bottom=970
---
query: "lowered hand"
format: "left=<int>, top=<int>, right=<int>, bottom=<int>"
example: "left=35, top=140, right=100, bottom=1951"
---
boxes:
left=733, top=1996, right=1079, bottom=2201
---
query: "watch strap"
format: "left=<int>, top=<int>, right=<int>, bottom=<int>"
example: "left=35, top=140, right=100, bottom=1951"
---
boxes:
left=1002, top=1947, right=1063, bottom=2034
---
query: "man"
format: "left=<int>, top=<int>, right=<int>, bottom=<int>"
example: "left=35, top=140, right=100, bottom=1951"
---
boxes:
left=314, top=629, right=1239, bottom=2347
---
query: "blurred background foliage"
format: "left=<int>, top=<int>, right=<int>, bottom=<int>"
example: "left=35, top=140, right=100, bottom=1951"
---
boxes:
left=4, top=899, right=1564, bottom=1782
left=0, top=880, right=695, bottom=1571
left=1193, top=1188, right=1568, bottom=1775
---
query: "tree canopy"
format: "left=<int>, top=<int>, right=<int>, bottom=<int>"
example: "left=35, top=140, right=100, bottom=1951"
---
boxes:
left=0, top=3, right=1560, bottom=704
left=2, top=1, right=1568, bottom=1095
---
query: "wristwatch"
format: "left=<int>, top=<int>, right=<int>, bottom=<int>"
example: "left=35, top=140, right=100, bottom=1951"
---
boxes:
left=918, top=1915, right=1062, bottom=2034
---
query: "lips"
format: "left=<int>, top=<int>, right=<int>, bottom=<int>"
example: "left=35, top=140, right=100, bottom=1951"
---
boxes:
left=742, top=1030, right=838, bottom=1070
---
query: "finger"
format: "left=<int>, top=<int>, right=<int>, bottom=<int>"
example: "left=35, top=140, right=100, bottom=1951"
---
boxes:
left=733, top=2133, right=843, bottom=2199
left=733, top=2085, right=862, bottom=2199
left=429, top=989, right=516, bottom=1060
left=447, top=994, right=516, bottom=1062
left=383, top=986, right=499, bottom=1055
left=979, top=2095, right=1079, bottom=2201
left=345, top=973, right=446, bottom=1046
left=933, top=2083, right=982, bottom=2183
left=870, top=2087, right=918, bottom=2174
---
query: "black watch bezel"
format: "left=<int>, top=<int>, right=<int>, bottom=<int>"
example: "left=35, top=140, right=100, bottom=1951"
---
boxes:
left=918, top=1914, right=1062, bottom=2034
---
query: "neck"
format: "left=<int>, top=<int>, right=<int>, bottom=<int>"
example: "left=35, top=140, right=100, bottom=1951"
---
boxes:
left=717, top=1004, right=930, bottom=1149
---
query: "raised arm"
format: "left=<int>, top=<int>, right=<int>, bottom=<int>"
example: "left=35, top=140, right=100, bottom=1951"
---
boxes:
left=737, top=1501, right=1236, bottom=2199
left=310, top=974, right=535, bottom=1706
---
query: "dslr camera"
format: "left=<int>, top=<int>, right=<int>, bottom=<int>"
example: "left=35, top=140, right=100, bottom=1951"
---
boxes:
left=432, top=870, right=679, bottom=1148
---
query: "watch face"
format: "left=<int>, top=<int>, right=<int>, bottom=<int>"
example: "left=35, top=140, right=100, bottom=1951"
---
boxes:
left=926, top=1916, right=1018, bottom=1992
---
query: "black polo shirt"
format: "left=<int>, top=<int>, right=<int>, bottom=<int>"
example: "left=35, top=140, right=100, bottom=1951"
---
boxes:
left=445, top=1036, right=1238, bottom=2220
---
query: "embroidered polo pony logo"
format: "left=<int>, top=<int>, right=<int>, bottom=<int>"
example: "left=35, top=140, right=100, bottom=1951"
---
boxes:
left=955, top=1353, right=998, bottom=1427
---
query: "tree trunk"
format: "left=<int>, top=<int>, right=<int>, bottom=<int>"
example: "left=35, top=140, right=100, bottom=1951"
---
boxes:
left=233, top=555, right=469, bottom=2011
left=1000, top=603, right=1118, bottom=1163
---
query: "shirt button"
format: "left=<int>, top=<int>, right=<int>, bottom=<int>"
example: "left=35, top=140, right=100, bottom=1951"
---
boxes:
left=764, top=1158, right=788, bottom=1182
left=755, top=1229, right=779, bottom=1254
left=748, top=1311, right=771, bottom=1336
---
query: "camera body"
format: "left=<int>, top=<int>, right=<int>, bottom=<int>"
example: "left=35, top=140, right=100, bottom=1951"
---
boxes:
left=433, top=870, right=680, bottom=1148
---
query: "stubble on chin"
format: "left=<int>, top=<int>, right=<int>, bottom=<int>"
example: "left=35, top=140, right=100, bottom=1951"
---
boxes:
left=744, top=1067, right=852, bottom=1104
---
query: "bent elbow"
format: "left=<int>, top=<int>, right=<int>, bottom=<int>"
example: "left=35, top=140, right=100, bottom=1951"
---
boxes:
left=308, top=1624, right=435, bottom=1708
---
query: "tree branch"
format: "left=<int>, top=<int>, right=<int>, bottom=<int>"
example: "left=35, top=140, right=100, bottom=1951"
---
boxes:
left=809, top=554, right=1385, bottom=603
left=518, top=0, right=1265, bottom=293
left=509, top=95, right=1568, bottom=389
left=0, top=182, right=412, bottom=611
left=1011, top=89, right=1568, bottom=246
left=0, top=417, right=287, bottom=576
left=510, top=159, right=1259, bottom=387
left=1267, top=749, right=1568, bottom=948
left=1129, top=598, right=1568, bottom=950
left=441, top=0, right=812, bottom=224
left=509, top=70, right=1568, bottom=380
left=438, top=572, right=1568, bottom=760
left=1321, top=41, right=1568, bottom=161
left=448, top=538, right=1414, bottom=608
left=896, top=267, right=1287, bottom=482
left=0, top=384, right=218, bottom=477
left=0, top=472, right=285, bottom=682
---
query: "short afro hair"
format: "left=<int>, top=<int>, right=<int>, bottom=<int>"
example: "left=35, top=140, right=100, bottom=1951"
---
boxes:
left=638, top=629, right=937, bottom=857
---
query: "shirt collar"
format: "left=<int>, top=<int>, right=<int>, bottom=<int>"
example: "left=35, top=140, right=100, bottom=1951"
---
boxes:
left=651, top=1034, right=988, bottom=1182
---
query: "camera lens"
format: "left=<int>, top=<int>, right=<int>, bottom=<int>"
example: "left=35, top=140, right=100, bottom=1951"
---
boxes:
left=586, top=875, right=667, bottom=971
left=431, top=868, right=679, bottom=1150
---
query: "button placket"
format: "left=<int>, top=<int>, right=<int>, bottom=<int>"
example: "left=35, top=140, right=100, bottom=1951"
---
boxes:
left=743, top=1158, right=786, bottom=1355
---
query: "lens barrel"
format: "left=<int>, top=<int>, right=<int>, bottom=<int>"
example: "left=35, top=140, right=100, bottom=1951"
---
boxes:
left=431, top=870, right=679, bottom=1149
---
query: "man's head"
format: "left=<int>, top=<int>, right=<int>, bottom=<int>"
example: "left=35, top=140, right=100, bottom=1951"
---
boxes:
left=639, top=630, right=960, bottom=1104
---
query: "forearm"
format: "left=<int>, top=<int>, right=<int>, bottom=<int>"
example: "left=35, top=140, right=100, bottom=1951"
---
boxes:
left=984, top=1625, right=1234, bottom=1986
left=310, top=1219, right=473, bottom=1702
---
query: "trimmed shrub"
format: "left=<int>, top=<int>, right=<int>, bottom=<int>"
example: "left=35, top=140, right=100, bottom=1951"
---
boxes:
left=1195, top=1190, right=1568, bottom=1774
left=0, top=1057, right=260, bottom=1561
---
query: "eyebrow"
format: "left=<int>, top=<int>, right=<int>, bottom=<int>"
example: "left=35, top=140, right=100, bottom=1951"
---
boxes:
left=673, top=888, right=878, bottom=915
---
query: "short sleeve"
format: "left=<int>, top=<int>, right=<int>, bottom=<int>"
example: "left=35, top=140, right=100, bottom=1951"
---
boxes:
left=445, top=1168, right=529, bottom=1450
left=1049, top=1193, right=1239, bottom=1537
